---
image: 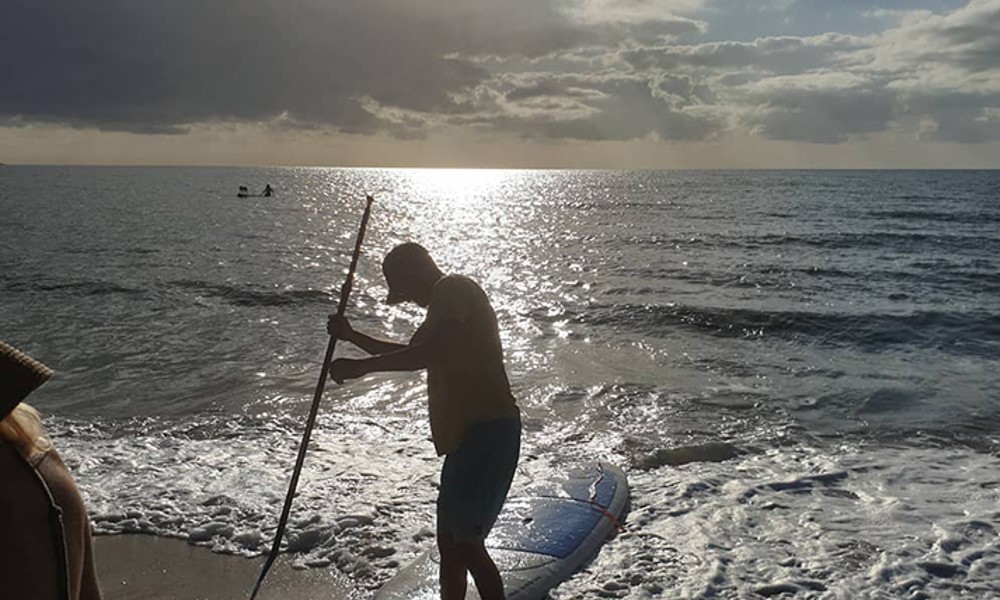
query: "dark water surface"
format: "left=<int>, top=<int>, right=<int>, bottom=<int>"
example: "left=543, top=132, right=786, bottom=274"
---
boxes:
left=3, top=167, right=999, bottom=597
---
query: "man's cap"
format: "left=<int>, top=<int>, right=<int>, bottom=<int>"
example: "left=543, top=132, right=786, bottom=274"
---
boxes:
left=382, top=243, right=432, bottom=305
left=0, top=341, right=53, bottom=420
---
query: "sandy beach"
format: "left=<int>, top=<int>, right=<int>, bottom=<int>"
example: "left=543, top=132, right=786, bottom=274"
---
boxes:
left=95, top=535, right=360, bottom=600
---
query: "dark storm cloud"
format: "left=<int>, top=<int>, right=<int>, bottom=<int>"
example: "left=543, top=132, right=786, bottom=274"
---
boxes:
left=856, top=0, right=1000, bottom=76
left=902, top=91, right=1000, bottom=142
left=613, top=1, right=1000, bottom=144
left=505, top=81, right=595, bottom=102
left=0, top=0, right=575, bottom=134
left=921, top=108, right=1000, bottom=142
left=929, top=2, right=1000, bottom=70
left=3, top=0, right=999, bottom=146
left=622, top=34, right=866, bottom=75
left=608, top=17, right=707, bottom=45
left=859, top=0, right=1000, bottom=143
left=745, top=82, right=898, bottom=143
left=488, top=74, right=725, bottom=141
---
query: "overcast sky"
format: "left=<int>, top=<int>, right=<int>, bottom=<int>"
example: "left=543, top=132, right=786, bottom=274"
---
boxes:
left=2, top=0, right=999, bottom=167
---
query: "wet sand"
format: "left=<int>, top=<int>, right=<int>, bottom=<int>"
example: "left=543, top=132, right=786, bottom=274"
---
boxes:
left=94, top=535, right=360, bottom=600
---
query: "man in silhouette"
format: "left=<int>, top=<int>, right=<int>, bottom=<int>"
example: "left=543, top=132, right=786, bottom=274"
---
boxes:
left=328, top=242, right=520, bottom=600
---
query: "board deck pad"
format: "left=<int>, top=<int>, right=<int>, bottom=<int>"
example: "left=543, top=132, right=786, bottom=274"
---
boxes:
left=376, top=462, right=629, bottom=600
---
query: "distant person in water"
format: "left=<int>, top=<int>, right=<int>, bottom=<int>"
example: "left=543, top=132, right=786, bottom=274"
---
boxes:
left=238, top=185, right=249, bottom=198
left=0, top=341, right=103, bottom=600
left=327, top=242, right=520, bottom=600
left=262, top=184, right=273, bottom=197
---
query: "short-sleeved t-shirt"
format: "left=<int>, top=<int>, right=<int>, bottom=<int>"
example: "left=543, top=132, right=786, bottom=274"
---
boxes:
left=411, top=275, right=518, bottom=455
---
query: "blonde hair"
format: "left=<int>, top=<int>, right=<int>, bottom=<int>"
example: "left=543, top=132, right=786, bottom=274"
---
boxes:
left=0, top=402, right=51, bottom=459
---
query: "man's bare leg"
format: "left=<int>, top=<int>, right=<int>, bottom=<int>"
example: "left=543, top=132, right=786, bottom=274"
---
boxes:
left=463, top=540, right=505, bottom=600
left=438, top=534, right=505, bottom=600
left=438, top=533, right=468, bottom=600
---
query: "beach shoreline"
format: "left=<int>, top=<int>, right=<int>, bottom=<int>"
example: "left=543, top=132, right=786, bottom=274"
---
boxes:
left=94, top=534, right=360, bottom=600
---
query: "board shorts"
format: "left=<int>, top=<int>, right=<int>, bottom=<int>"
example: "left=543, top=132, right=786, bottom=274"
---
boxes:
left=437, top=412, right=521, bottom=543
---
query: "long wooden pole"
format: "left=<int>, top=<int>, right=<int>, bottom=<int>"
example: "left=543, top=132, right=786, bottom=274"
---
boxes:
left=249, top=194, right=375, bottom=599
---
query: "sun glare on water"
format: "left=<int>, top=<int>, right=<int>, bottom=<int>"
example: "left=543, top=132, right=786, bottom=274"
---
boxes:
left=375, top=168, right=539, bottom=324
left=402, top=167, right=518, bottom=203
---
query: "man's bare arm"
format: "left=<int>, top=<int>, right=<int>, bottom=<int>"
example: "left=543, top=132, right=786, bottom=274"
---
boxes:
left=329, top=341, right=433, bottom=383
left=328, top=315, right=406, bottom=355
left=345, top=330, right=407, bottom=356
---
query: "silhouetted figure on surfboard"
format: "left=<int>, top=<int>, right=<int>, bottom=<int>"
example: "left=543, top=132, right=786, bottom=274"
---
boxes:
left=328, top=242, right=521, bottom=600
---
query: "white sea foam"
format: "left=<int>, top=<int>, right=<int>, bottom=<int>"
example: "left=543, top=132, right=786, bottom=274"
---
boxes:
left=55, top=413, right=439, bottom=586
left=550, top=445, right=1000, bottom=599
left=54, top=416, right=1000, bottom=597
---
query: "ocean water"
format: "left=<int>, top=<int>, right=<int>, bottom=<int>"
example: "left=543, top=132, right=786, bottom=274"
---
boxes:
left=2, top=166, right=999, bottom=598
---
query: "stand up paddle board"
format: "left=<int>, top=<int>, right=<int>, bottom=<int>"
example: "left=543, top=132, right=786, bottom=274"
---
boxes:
left=376, top=462, right=629, bottom=600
